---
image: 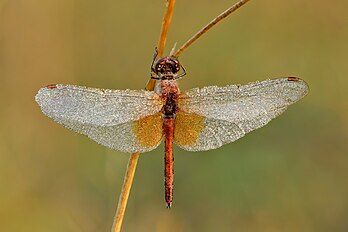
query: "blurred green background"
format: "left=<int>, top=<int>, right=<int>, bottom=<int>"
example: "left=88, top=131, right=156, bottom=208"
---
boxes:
left=1, top=0, right=348, bottom=231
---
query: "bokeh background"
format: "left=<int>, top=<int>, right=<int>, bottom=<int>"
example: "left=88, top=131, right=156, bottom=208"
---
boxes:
left=1, top=0, right=347, bottom=231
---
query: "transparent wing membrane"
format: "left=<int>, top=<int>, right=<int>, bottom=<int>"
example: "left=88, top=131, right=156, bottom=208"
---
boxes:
left=35, top=85, right=163, bottom=152
left=177, top=78, right=309, bottom=149
left=55, top=115, right=163, bottom=153
left=174, top=111, right=245, bottom=151
left=36, top=78, right=308, bottom=153
left=36, top=85, right=163, bottom=126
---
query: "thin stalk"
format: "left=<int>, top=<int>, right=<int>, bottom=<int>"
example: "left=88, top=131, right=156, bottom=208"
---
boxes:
left=173, top=0, right=250, bottom=57
left=112, top=152, right=140, bottom=232
left=146, top=0, right=176, bottom=91
left=112, top=1, right=177, bottom=231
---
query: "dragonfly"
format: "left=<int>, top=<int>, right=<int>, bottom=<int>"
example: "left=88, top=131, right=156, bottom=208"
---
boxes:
left=35, top=52, right=309, bottom=208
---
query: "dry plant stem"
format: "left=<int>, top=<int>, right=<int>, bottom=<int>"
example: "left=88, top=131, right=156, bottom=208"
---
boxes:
left=157, top=0, right=176, bottom=57
left=173, top=0, right=251, bottom=57
left=146, top=0, right=176, bottom=91
left=112, top=152, right=140, bottom=232
left=112, top=1, right=176, bottom=232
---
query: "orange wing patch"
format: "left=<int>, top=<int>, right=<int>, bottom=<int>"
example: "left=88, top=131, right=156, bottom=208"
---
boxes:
left=133, top=112, right=163, bottom=148
left=174, top=111, right=205, bottom=146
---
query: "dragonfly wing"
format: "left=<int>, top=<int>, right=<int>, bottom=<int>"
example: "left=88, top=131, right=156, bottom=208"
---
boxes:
left=35, top=84, right=163, bottom=126
left=56, top=112, right=163, bottom=153
left=35, top=85, right=164, bottom=153
left=174, top=111, right=245, bottom=151
left=176, top=78, right=308, bottom=151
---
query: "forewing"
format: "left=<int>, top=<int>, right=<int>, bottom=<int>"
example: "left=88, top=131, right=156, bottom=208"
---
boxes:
left=35, top=84, right=163, bottom=126
left=35, top=85, right=164, bottom=153
left=174, top=111, right=245, bottom=151
left=178, top=77, right=308, bottom=139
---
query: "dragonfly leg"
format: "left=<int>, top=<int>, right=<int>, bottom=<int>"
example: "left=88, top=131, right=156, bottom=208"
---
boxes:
left=174, top=63, right=187, bottom=80
left=150, top=47, right=161, bottom=80
left=150, top=47, right=158, bottom=73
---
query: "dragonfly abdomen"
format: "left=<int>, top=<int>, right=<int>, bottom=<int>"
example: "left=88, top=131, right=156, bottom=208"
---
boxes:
left=163, top=117, right=174, bottom=208
left=160, top=79, right=179, bottom=208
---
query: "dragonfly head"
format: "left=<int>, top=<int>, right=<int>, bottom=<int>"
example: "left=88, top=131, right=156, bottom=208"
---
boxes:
left=154, top=56, right=181, bottom=79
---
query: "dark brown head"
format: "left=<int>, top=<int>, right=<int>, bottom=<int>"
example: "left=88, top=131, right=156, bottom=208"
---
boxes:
left=154, top=56, right=181, bottom=76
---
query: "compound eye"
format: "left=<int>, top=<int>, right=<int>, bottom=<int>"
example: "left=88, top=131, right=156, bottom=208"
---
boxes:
left=157, top=64, right=163, bottom=71
left=173, top=64, right=180, bottom=72
left=170, top=65, right=176, bottom=73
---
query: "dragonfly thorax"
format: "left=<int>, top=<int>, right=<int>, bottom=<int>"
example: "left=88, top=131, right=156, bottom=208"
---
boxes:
left=154, top=56, right=180, bottom=79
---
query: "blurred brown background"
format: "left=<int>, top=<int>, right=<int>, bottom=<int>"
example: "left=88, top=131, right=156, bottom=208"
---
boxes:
left=1, top=0, right=347, bottom=231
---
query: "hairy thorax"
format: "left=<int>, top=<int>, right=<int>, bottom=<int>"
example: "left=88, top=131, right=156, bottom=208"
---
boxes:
left=156, top=80, right=180, bottom=118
